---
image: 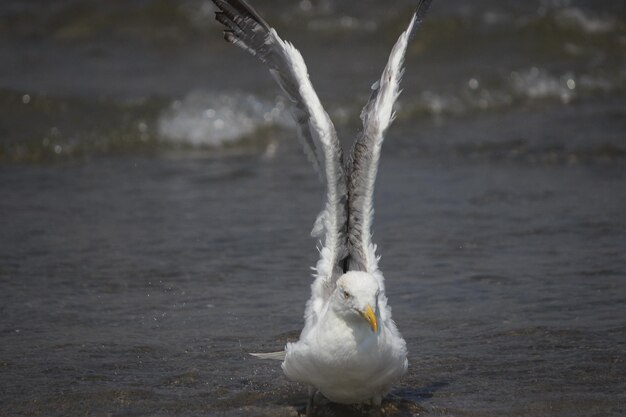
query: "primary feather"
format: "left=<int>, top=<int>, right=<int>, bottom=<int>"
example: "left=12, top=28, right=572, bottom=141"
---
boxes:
left=348, top=0, right=432, bottom=276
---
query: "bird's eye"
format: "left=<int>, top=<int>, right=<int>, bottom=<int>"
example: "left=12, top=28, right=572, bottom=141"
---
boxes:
left=342, top=290, right=350, bottom=299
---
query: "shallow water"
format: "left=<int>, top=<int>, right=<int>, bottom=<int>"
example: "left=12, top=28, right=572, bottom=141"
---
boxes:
left=1, top=0, right=625, bottom=416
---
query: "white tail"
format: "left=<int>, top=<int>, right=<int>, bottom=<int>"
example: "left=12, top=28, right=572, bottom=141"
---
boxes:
left=249, top=351, right=286, bottom=361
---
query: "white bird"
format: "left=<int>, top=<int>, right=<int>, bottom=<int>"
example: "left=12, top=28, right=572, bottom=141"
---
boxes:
left=211, top=0, right=433, bottom=409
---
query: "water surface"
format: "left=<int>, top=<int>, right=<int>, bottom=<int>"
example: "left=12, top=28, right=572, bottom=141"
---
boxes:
left=1, top=0, right=625, bottom=416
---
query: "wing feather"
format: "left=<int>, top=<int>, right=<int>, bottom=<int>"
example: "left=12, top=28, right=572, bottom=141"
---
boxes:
left=212, top=0, right=348, bottom=322
left=347, top=0, right=432, bottom=275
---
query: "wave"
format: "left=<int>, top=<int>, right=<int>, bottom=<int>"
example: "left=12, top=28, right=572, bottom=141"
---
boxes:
left=0, top=64, right=623, bottom=163
left=399, top=67, right=624, bottom=118
left=157, top=91, right=293, bottom=147
left=0, top=89, right=295, bottom=162
left=3, top=1, right=620, bottom=44
left=156, top=68, right=623, bottom=150
left=476, top=5, right=620, bottom=34
left=549, top=7, right=617, bottom=34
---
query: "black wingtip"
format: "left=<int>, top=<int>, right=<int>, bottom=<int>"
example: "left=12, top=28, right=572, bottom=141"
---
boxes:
left=224, top=31, right=236, bottom=43
left=215, top=11, right=232, bottom=29
left=211, top=0, right=271, bottom=31
left=407, top=0, right=433, bottom=41
left=415, top=0, right=433, bottom=23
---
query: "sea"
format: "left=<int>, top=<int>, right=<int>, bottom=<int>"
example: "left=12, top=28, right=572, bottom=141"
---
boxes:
left=0, top=0, right=625, bottom=416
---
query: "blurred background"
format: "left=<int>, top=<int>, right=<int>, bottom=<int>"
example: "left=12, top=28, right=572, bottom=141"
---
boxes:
left=1, top=0, right=625, bottom=416
left=1, top=0, right=624, bottom=159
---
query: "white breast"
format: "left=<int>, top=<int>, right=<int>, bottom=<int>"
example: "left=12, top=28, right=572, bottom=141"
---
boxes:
left=282, top=307, right=408, bottom=404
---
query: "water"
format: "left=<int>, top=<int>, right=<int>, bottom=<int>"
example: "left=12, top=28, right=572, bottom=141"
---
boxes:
left=1, top=0, right=625, bottom=416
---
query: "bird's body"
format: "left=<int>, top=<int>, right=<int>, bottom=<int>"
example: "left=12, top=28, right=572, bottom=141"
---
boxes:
left=211, top=0, right=433, bottom=406
left=283, top=272, right=408, bottom=404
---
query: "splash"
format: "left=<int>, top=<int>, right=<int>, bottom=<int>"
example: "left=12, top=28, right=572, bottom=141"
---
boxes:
left=509, top=67, right=577, bottom=104
left=157, top=91, right=293, bottom=147
left=398, top=67, right=622, bottom=119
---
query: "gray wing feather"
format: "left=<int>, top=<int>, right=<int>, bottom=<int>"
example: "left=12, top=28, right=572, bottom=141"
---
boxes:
left=348, top=0, right=432, bottom=273
left=214, top=0, right=324, bottom=175
left=212, top=0, right=348, bottom=316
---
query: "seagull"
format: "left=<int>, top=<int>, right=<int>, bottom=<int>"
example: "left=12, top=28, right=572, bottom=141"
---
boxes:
left=211, top=0, right=433, bottom=409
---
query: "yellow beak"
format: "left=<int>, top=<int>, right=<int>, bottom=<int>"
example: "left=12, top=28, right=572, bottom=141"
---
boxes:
left=360, top=305, right=378, bottom=333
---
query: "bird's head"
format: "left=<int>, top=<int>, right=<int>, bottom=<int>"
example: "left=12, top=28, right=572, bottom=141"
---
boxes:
left=333, top=271, right=380, bottom=333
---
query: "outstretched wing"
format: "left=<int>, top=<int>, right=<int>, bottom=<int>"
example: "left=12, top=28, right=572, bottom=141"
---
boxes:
left=212, top=0, right=348, bottom=319
left=347, top=0, right=432, bottom=274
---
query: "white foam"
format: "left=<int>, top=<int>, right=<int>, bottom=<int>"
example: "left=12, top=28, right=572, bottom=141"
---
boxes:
left=158, top=91, right=293, bottom=147
left=397, top=66, right=621, bottom=120
left=509, top=67, right=576, bottom=103
left=554, top=7, right=616, bottom=34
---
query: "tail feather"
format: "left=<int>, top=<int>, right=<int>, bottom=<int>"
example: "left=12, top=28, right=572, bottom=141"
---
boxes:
left=249, top=350, right=286, bottom=361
